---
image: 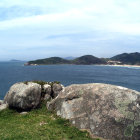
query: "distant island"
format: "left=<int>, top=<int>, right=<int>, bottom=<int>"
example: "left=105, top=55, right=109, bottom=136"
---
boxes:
left=25, top=55, right=107, bottom=65
left=25, top=52, right=140, bottom=66
left=10, top=59, right=23, bottom=62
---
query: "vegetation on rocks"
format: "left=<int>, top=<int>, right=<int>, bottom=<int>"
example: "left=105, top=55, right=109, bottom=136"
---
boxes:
left=0, top=102, right=98, bottom=140
left=4, top=81, right=63, bottom=111
left=24, top=80, right=60, bottom=86
left=2, top=81, right=140, bottom=139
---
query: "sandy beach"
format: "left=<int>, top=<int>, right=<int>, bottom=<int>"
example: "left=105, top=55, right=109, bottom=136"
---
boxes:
left=107, top=64, right=140, bottom=68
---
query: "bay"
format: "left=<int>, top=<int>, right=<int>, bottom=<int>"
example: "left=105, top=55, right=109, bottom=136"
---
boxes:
left=0, top=62, right=140, bottom=99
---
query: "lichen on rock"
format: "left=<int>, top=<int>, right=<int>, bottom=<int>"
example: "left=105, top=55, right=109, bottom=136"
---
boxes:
left=4, top=82, right=42, bottom=111
left=47, top=83, right=140, bottom=140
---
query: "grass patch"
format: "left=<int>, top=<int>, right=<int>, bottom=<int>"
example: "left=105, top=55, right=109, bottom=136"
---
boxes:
left=23, top=80, right=60, bottom=87
left=0, top=103, right=98, bottom=140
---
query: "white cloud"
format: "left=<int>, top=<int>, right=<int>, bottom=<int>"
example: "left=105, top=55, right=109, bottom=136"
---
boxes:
left=0, top=0, right=140, bottom=60
left=0, top=0, right=140, bottom=35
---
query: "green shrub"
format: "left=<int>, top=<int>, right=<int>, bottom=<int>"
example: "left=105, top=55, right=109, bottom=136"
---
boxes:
left=23, top=80, right=60, bottom=86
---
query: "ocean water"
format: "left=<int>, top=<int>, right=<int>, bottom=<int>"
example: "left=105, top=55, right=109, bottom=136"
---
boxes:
left=0, top=62, right=140, bottom=99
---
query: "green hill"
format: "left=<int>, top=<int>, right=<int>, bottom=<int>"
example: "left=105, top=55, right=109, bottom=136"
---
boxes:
left=111, top=52, right=140, bottom=65
left=72, top=55, right=106, bottom=65
left=28, top=57, right=70, bottom=65
left=26, top=55, right=106, bottom=65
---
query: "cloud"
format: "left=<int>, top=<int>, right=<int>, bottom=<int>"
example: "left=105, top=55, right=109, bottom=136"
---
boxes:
left=0, top=6, right=43, bottom=21
left=0, top=0, right=140, bottom=35
left=0, top=0, right=140, bottom=60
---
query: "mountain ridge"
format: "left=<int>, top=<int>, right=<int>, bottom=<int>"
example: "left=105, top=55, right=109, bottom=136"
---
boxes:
left=26, top=55, right=106, bottom=65
left=111, top=52, right=140, bottom=65
left=25, top=52, right=140, bottom=66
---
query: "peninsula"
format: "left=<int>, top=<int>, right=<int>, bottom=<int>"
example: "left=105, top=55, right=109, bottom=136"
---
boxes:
left=25, top=52, right=140, bottom=66
left=25, top=55, right=107, bottom=65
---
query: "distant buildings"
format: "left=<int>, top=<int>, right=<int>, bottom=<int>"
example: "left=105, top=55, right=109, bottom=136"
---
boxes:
left=107, top=60, right=123, bottom=65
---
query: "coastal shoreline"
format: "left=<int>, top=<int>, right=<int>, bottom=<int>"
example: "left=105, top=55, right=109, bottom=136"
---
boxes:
left=25, top=63, right=140, bottom=68
left=106, top=64, right=140, bottom=68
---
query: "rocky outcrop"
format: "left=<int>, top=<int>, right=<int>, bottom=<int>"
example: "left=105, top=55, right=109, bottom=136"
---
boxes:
left=42, top=83, right=64, bottom=101
left=52, top=83, right=64, bottom=98
left=0, top=100, right=8, bottom=111
left=43, top=84, right=51, bottom=95
left=4, top=82, right=41, bottom=111
left=0, top=100, right=3, bottom=105
left=47, top=83, right=140, bottom=140
left=0, top=99, right=8, bottom=111
left=3, top=81, right=64, bottom=111
left=43, top=84, right=52, bottom=101
left=0, top=104, right=8, bottom=111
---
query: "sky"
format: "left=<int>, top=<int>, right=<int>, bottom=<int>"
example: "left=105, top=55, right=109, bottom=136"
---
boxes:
left=0, top=0, right=140, bottom=60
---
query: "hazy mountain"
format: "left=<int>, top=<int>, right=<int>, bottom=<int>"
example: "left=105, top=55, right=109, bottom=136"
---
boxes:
left=10, top=59, right=23, bottom=62
left=64, top=57, right=76, bottom=60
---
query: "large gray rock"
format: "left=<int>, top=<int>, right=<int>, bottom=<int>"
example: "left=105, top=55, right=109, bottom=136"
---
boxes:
left=42, top=84, right=52, bottom=101
left=0, top=100, right=7, bottom=111
left=0, top=100, right=3, bottom=105
left=4, top=82, right=41, bottom=110
left=44, top=94, right=52, bottom=101
left=43, top=84, right=51, bottom=95
left=52, top=83, right=64, bottom=98
left=47, top=83, right=140, bottom=140
left=0, top=104, right=8, bottom=111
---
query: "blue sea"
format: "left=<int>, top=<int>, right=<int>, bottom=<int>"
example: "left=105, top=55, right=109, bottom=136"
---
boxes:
left=0, top=62, right=140, bottom=99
